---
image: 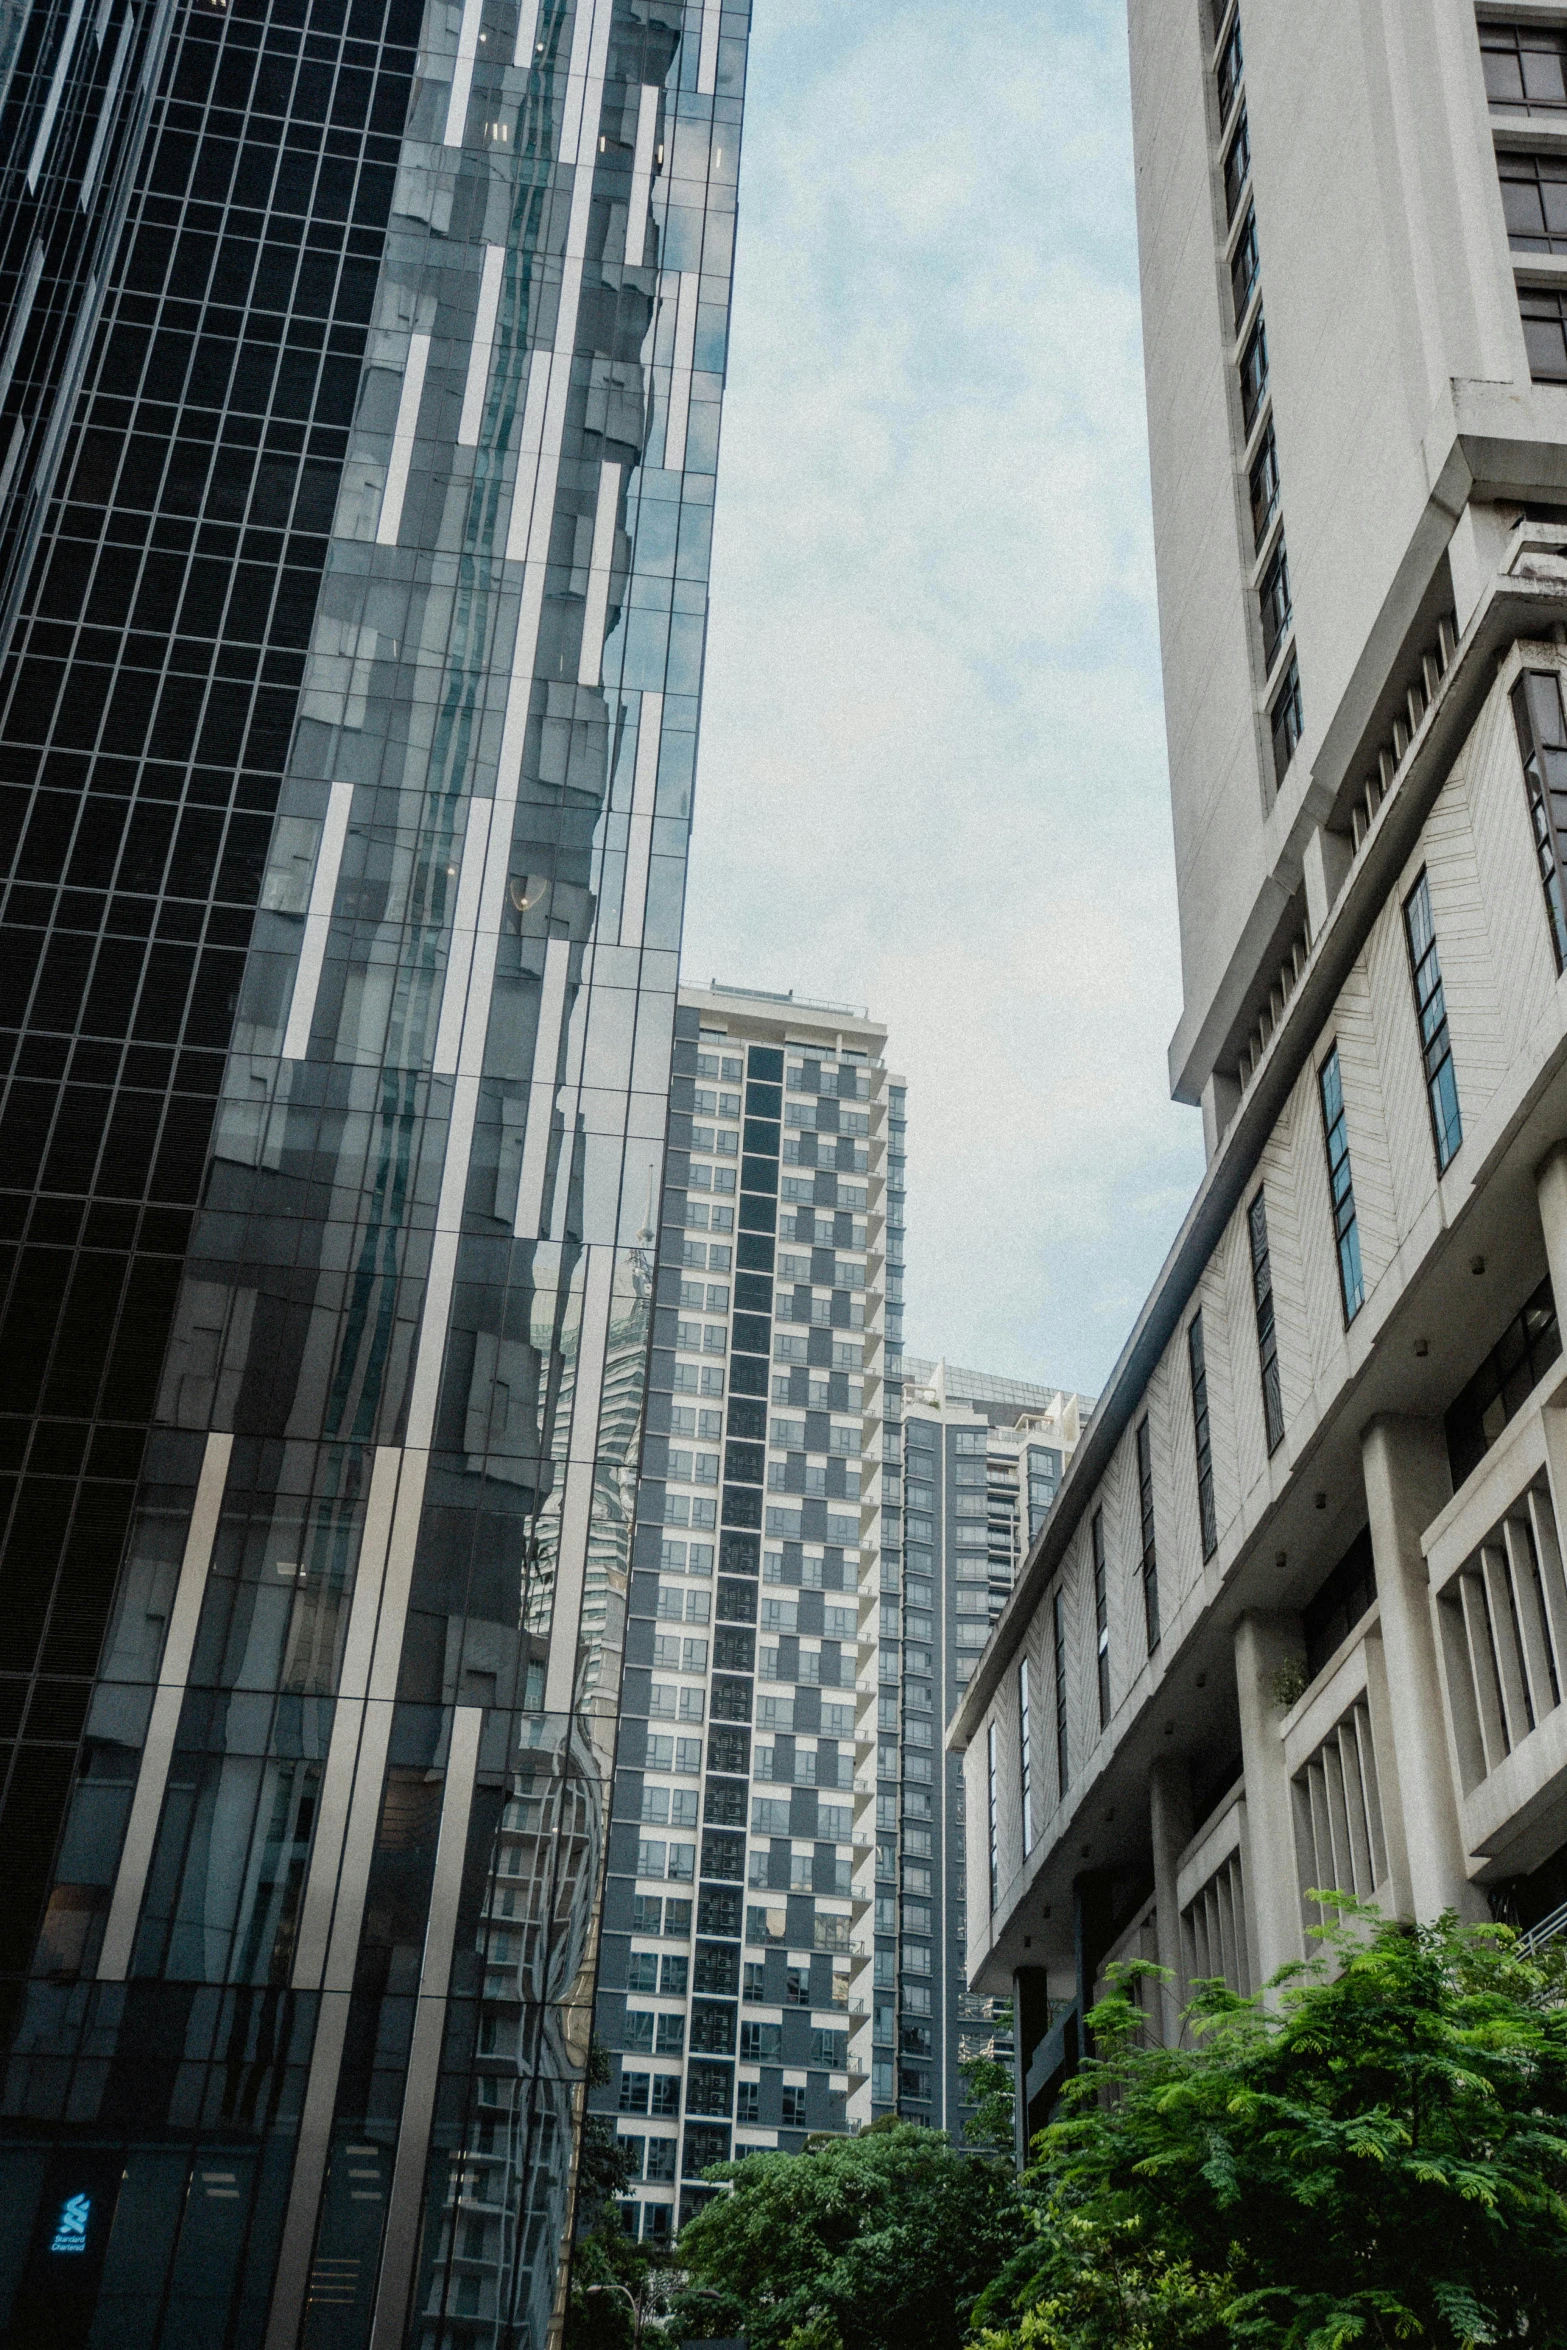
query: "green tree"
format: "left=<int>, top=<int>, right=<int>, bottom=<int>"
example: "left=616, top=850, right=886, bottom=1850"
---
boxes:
left=960, top=2050, right=1017, bottom=2161
left=566, top=2217, right=677, bottom=2350
left=972, top=1906, right=1567, bottom=2350
left=674, top=2121, right=1028, bottom=2350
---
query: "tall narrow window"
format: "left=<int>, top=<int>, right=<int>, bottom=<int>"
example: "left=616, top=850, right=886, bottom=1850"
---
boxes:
left=1270, top=649, right=1304, bottom=784
left=1239, top=311, right=1268, bottom=430
left=1319, top=1046, right=1364, bottom=1322
left=1223, top=105, right=1250, bottom=221
left=1509, top=671, right=1567, bottom=970
left=1188, top=1314, right=1218, bottom=1560
left=1248, top=1189, right=1285, bottom=1454
left=1018, top=1658, right=1033, bottom=1855
left=1248, top=417, right=1280, bottom=547
left=1216, top=9, right=1243, bottom=119
left=1519, top=284, right=1567, bottom=382
left=1052, top=1588, right=1069, bottom=1800
left=986, top=1722, right=999, bottom=1911
left=1135, top=1417, right=1160, bottom=1652
left=1259, top=536, right=1291, bottom=671
left=1403, top=871, right=1462, bottom=1172
left=1230, top=203, right=1259, bottom=325
left=1090, top=1510, right=1111, bottom=1727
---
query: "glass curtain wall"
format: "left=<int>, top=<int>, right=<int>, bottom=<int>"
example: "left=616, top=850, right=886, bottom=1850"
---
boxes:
left=0, top=0, right=749, bottom=2343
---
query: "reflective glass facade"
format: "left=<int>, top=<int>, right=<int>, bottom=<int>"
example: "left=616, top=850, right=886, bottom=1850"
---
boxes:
left=0, top=0, right=748, bottom=2339
left=591, top=986, right=896, bottom=2237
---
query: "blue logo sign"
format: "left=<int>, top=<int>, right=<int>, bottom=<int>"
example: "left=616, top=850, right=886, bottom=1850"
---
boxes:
left=49, top=2194, right=91, bottom=2256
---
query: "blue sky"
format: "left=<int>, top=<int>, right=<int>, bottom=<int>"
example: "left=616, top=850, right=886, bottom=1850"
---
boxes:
left=679, top=0, right=1207, bottom=1400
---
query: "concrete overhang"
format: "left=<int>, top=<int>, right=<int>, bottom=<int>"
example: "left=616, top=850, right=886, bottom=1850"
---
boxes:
left=1168, top=383, right=1567, bottom=1109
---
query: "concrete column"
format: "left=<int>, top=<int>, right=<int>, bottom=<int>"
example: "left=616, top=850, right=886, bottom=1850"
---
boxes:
left=1233, top=1612, right=1305, bottom=1987
left=1073, top=1869, right=1115, bottom=2048
left=1011, top=1966, right=1054, bottom=2168
left=1200, top=1069, right=1240, bottom=1162
left=1303, top=823, right=1353, bottom=940
left=1361, top=1415, right=1482, bottom=1920
left=1148, top=1757, right=1190, bottom=2046
left=1535, top=1140, right=1567, bottom=1313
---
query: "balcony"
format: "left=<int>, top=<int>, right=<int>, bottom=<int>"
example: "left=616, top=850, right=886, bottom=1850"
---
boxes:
left=1426, top=1385, right=1567, bottom=1874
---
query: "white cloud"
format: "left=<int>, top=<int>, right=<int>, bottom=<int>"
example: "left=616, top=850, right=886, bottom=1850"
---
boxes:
left=680, top=0, right=1206, bottom=1396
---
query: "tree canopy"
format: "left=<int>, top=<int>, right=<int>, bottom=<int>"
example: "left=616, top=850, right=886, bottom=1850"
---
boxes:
left=973, top=1907, right=1567, bottom=2350
left=671, top=2120, right=1028, bottom=2350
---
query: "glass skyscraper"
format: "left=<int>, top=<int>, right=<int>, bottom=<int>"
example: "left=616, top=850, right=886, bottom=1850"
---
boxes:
left=0, top=0, right=748, bottom=2341
left=592, top=984, right=900, bottom=2238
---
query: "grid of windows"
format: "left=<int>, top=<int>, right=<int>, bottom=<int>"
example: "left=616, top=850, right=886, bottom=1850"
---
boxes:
left=1187, top=1313, right=1218, bottom=1561
left=1248, top=1190, right=1285, bottom=1455
left=1319, top=1045, right=1365, bottom=1322
left=608, top=1014, right=893, bottom=2199
left=1402, top=871, right=1462, bottom=1173
left=0, top=0, right=759, bottom=2310
left=1135, top=1416, right=1159, bottom=1653
left=0, top=0, right=419, bottom=2055
left=1090, top=1507, right=1110, bottom=1728
left=1509, top=670, right=1567, bottom=969
left=1483, top=27, right=1567, bottom=372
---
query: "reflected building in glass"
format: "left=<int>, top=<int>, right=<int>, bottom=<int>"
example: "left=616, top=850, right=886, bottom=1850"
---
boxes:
left=0, top=0, right=749, bottom=2342
left=592, top=984, right=902, bottom=2239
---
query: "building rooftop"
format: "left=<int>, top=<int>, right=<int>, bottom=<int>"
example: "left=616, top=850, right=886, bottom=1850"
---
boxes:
left=903, top=1356, right=1095, bottom=1417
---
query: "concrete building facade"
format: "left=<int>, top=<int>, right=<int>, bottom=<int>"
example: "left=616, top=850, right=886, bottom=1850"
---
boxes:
left=952, top=0, right=1567, bottom=2148
left=591, top=985, right=903, bottom=2240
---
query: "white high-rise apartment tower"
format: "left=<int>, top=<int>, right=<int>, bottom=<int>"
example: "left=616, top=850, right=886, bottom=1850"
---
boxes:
left=953, top=3, right=1567, bottom=2143
left=593, top=985, right=904, bottom=2238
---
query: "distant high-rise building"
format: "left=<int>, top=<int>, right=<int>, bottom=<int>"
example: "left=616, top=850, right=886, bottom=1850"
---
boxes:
left=0, top=1, right=750, bottom=2341
left=888, top=1361, right=1087, bottom=2133
left=594, top=983, right=901, bottom=2239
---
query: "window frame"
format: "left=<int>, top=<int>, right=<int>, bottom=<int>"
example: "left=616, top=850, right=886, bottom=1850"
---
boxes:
left=1508, top=669, right=1567, bottom=970
left=1248, top=414, right=1280, bottom=549
left=1247, top=1187, right=1285, bottom=1455
left=1402, top=868, right=1462, bottom=1174
left=1090, top=1508, right=1111, bottom=1728
left=1135, top=1415, right=1160, bottom=1651
left=1239, top=310, right=1269, bottom=432
left=1270, top=648, right=1304, bottom=786
left=985, top=1719, right=999, bottom=1911
left=1187, top=1312, right=1218, bottom=1561
left=1230, top=201, right=1259, bottom=326
left=1052, top=1586, right=1069, bottom=1801
left=1258, top=533, right=1291, bottom=672
left=1223, top=104, right=1250, bottom=222
left=1318, top=1044, right=1365, bottom=1324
